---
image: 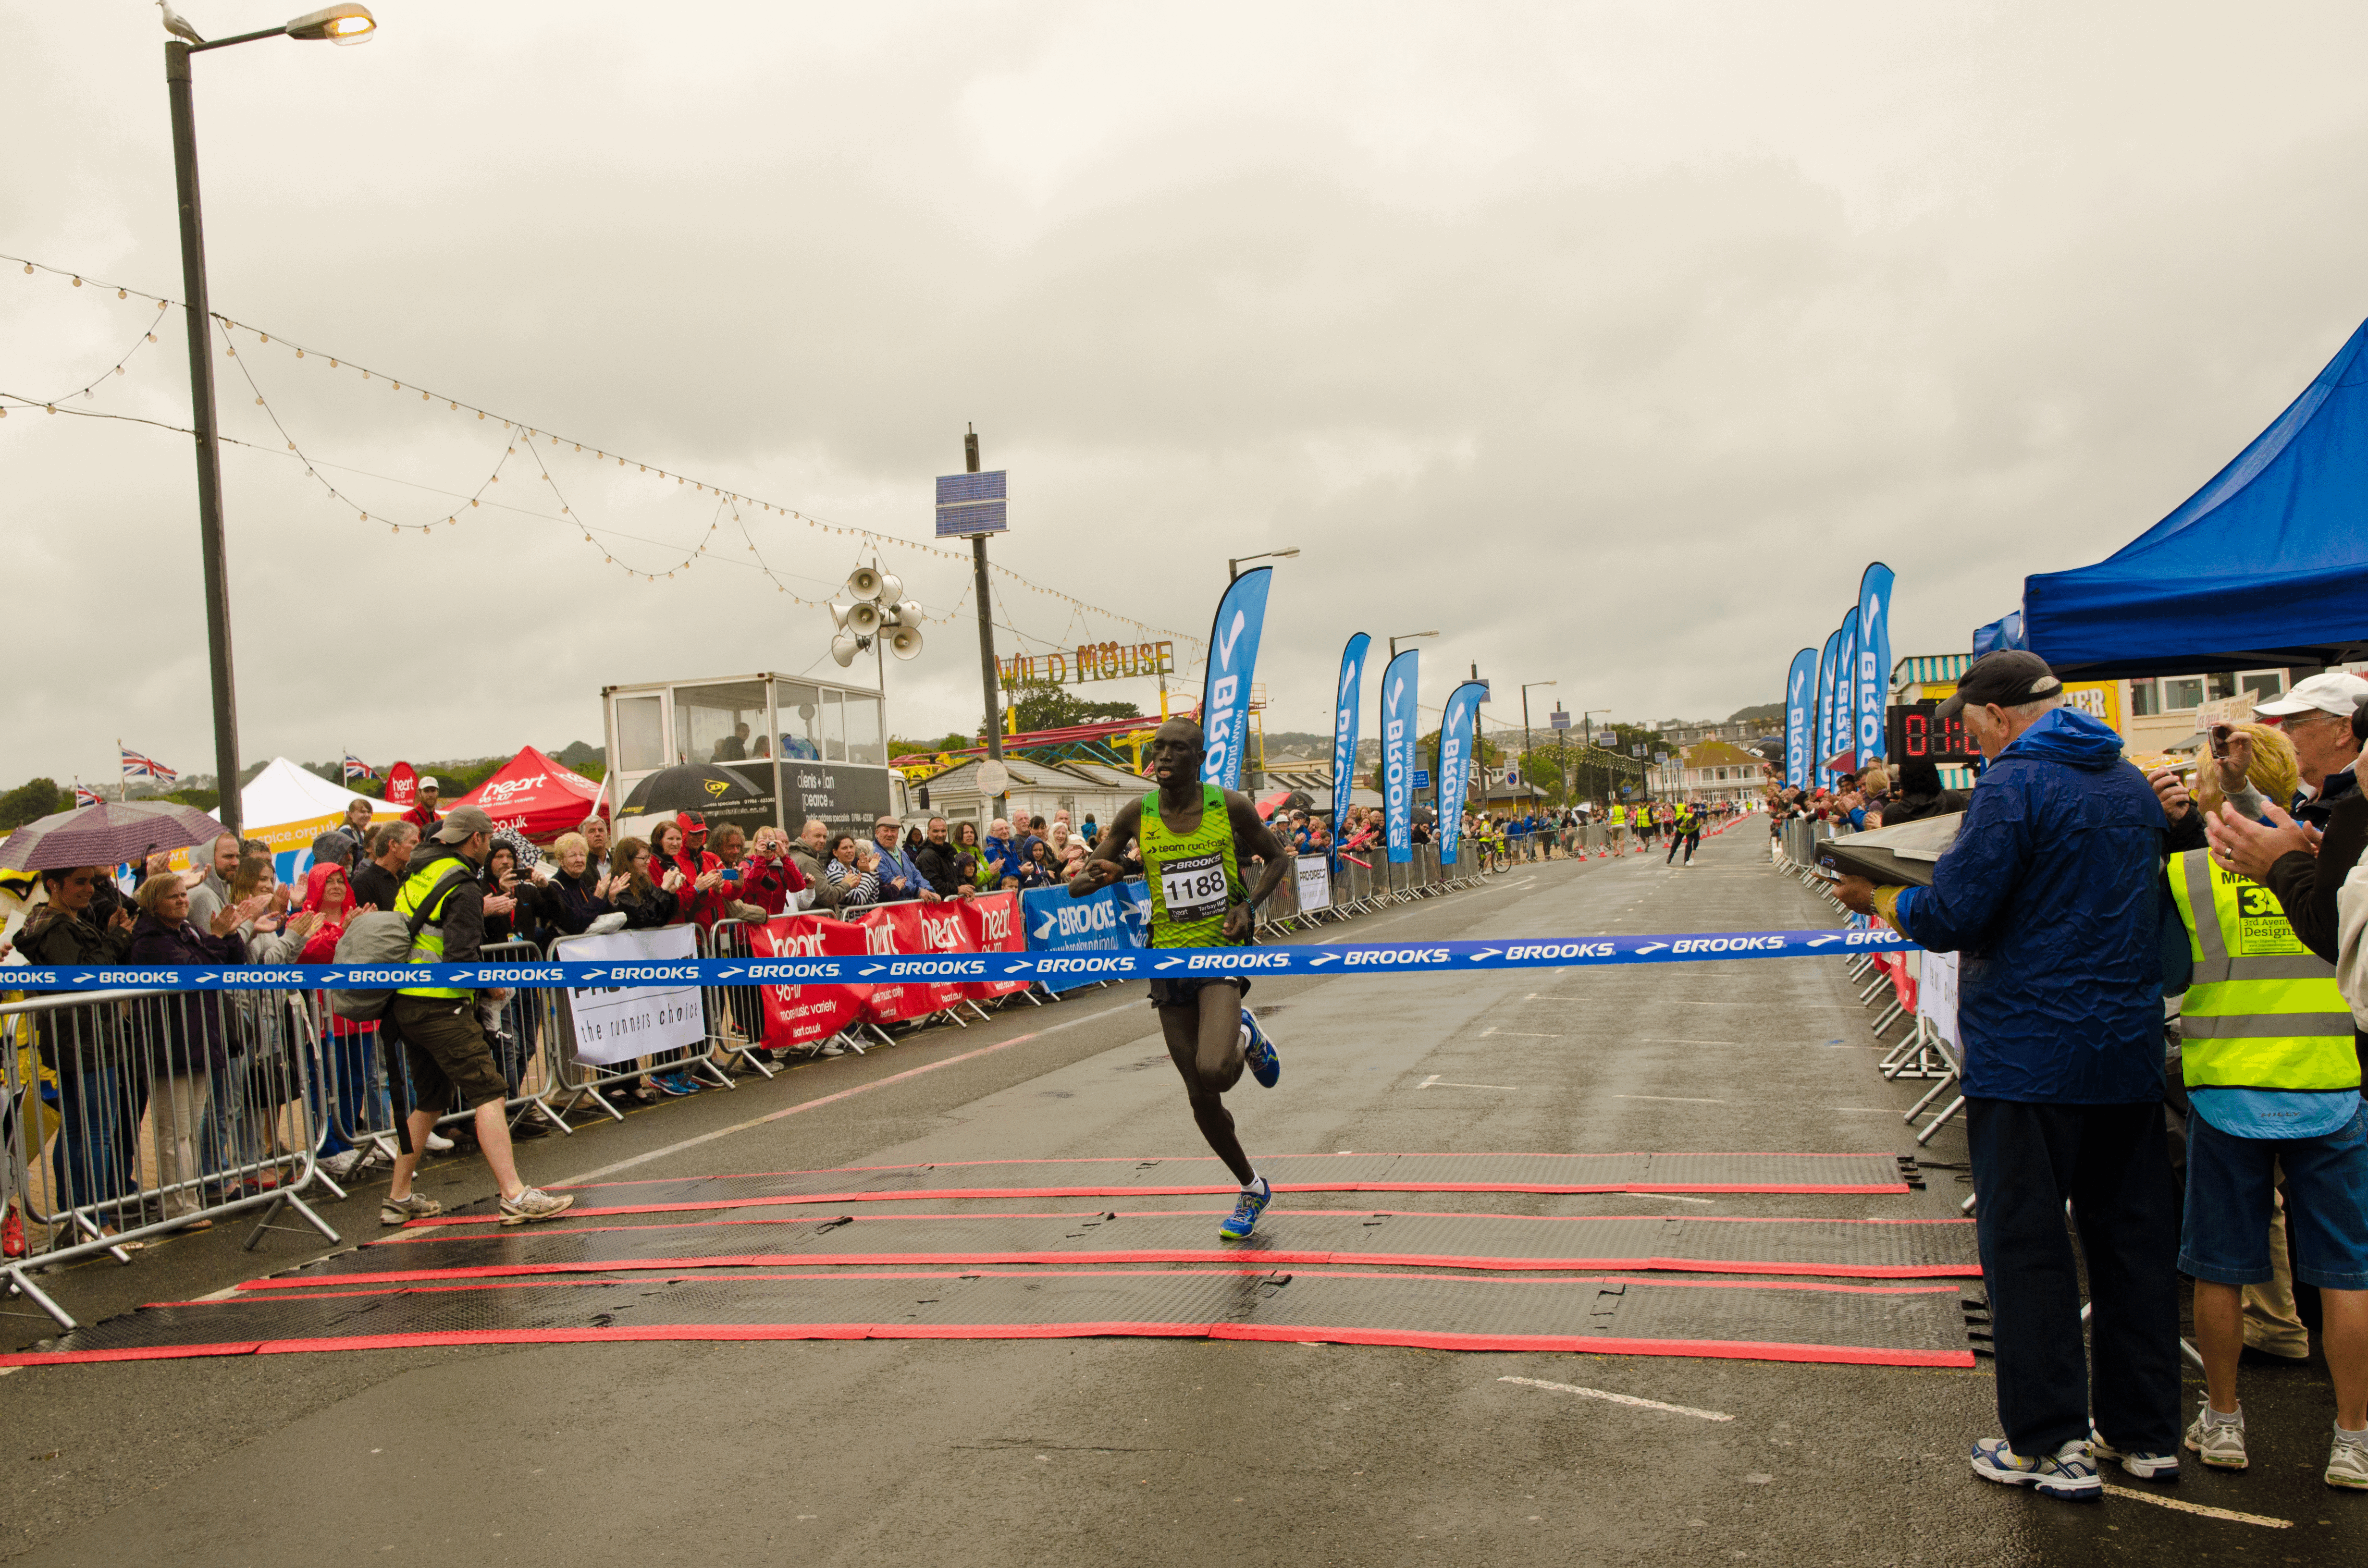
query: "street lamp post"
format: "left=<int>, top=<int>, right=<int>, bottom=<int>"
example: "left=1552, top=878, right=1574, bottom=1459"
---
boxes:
left=164, top=4, right=375, bottom=834
left=1227, top=547, right=1299, bottom=581
left=1519, top=680, right=1555, bottom=807
left=1387, top=631, right=1438, bottom=661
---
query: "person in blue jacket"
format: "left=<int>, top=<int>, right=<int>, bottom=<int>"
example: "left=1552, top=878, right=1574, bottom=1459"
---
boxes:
left=1836, top=650, right=2185, bottom=1501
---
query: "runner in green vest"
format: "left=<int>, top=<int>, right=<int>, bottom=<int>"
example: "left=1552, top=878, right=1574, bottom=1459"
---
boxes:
left=1070, top=717, right=1294, bottom=1240
left=2163, top=844, right=2368, bottom=1488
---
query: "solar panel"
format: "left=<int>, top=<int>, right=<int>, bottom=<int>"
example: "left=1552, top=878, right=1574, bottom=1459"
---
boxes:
left=936, top=469, right=1009, bottom=536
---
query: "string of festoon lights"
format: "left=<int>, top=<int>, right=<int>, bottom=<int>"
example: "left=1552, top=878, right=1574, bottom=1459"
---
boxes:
left=0, top=252, right=1204, bottom=649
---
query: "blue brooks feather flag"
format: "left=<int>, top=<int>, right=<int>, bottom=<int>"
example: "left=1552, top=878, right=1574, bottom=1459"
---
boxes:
left=1835, top=605, right=1861, bottom=775
left=1331, top=633, right=1371, bottom=848
left=1784, top=647, right=1817, bottom=791
left=1435, top=681, right=1487, bottom=865
left=1199, top=566, right=1273, bottom=791
left=1381, top=648, right=1420, bottom=864
left=1856, top=563, right=1895, bottom=769
left=1814, top=627, right=1843, bottom=791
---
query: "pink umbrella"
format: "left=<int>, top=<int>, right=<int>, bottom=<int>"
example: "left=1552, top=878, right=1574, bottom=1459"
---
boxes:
left=0, top=799, right=225, bottom=872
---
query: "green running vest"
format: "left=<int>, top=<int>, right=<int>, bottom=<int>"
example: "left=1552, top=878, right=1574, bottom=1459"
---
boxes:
left=2168, top=848, right=2360, bottom=1093
left=1140, top=785, right=1242, bottom=949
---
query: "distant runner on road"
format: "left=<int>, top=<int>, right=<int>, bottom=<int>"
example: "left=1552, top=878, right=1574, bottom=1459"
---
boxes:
left=1070, top=717, right=1293, bottom=1241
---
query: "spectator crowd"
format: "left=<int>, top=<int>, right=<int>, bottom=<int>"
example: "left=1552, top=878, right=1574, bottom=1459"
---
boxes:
left=1825, top=654, right=2368, bottom=1497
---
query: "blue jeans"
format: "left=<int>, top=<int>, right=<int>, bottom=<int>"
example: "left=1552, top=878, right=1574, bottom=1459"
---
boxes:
left=2182, top=1106, right=2368, bottom=1291
left=49, top=1054, right=146, bottom=1220
left=308, top=1029, right=385, bottom=1158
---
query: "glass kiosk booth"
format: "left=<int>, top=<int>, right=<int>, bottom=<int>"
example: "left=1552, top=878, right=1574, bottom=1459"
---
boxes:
left=601, top=673, right=910, bottom=845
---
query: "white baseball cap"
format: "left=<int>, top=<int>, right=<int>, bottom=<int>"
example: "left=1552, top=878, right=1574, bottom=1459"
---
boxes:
left=2253, top=672, right=2368, bottom=720
left=418, top=775, right=442, bottom=790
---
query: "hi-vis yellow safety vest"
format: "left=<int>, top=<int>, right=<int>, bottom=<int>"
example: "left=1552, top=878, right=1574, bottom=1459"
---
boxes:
left=1610, top=805, right=1628, bottom=827
left=395, top=855, right=479, bottom=1001
left=2168, top=848, right=2361, bottom=1093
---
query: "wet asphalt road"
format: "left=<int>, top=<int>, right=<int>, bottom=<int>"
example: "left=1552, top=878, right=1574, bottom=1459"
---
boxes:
left=4, top=827, right=2359, bottom=1566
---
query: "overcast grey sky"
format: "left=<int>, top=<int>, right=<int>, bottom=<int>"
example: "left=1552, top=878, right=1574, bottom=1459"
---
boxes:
left=7, top=1, right=2367, bottom=783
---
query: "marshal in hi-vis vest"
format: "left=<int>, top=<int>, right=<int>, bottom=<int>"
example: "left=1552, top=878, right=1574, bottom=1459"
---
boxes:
left=395, top=855, right=478, bottom=1000
left=2168, top=848, right=2361, bottom=1093
left=1139, top=784, right=1242, bottom=949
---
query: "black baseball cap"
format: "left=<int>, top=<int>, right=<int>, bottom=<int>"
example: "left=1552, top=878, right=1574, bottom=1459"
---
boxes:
left=1938, top=650, right=2062, bottom=720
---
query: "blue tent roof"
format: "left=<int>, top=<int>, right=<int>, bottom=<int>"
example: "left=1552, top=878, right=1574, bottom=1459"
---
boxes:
left=1999, top=318, right=2368, bottom=679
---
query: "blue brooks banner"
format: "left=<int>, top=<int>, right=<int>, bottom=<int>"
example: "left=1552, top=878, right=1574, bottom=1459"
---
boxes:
left=1435, top=680, right=1487, bottom=864
left=1018, top=880, right=1150, bottom=994
left=0, top=926, right=1918, bottom=992
left=1331, top=632, right=1370, bottom=848
left=1814, top=626, right=1843, bottom=791
left=1835, top=603, right=1860, bottom=775
left=1855, top=561, right=1895, bottom=769
left=1199, top=565, right=1273, bottom=791
left=1381, top=647, right=1419, bottom=865
left=1784, top=646, right=1817, bottom=792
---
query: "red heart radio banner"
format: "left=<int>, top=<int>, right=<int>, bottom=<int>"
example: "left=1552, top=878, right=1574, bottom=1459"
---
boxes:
left=742, top=894, right=1028, bottom=1047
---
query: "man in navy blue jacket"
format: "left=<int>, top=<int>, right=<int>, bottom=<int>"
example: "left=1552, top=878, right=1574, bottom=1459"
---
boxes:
left=1837, top=651, right=2182, bottom=1501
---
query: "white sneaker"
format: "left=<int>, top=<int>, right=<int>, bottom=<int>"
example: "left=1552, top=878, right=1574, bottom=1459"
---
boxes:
left=498, top=1187, right=576, bottom=1225
left=424, top=1131, right=455, bottom=1153
left=2329, top=1432, right=2368, bottom=1491
left=2088, top=1426, right=2180, bottom=1481
left=1970, top=1437, right=2101, bottom=1500
left=318, top=1149, right=363, bottom=1181
left=2184, top=1407, right=2248, bottom=1470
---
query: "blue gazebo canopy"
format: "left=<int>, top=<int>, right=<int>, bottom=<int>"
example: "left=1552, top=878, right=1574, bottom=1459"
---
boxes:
left=1981, top=318, right=2368, bottom=679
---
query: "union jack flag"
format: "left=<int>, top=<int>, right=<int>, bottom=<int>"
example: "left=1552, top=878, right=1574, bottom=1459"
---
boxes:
left=120, top=746, right=176, bottom=784
left=343, top=753, right=380, bottom=782
left=73, top=784, right=104, bottom=808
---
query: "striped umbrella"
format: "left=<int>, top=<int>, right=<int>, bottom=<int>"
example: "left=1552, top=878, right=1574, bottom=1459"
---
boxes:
left=0, top=798, right=224, bottom=872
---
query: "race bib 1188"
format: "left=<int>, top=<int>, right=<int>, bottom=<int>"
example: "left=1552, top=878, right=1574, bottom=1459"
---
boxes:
left=1158, top=852, right=1229, bottom=924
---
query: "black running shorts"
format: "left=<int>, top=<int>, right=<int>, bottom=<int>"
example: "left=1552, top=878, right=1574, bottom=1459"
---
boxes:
left=1147, top=975, right=1249, bottom=1011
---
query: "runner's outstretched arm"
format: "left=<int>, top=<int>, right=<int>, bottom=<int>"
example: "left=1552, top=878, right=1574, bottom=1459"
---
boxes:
left=1068, top=799, right=1141, bottom=898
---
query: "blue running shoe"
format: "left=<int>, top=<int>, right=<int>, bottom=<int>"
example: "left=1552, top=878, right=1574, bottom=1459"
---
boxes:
left=1240, top=1008, right=1280, bottom=1089
left=653, top=1071, right=699, bottom=1097
left=1219, top=1177, right=1271, bottom=1241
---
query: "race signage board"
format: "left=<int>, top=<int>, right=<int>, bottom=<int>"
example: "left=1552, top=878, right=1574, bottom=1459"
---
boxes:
left=555, top=927, right=705, bottom=1066
left=1295, top=855, right=1332, bottom=912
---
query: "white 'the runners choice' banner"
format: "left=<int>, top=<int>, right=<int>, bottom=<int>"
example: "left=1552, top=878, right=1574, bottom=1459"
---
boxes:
left=555, top=926, right=705, bottom=1066
left=1915, top=948, right=1960, bottom=1054
left=1295, top=855, right=1332, bottom=913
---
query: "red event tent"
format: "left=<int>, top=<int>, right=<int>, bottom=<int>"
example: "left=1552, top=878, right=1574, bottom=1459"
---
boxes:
left=450, top=746, right=605, bottom=843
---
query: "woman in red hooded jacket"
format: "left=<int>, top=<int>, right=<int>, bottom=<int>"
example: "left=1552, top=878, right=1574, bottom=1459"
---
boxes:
left=651, top=814, right=727, bottom=928
left=298, top=863, right=385, bottom=1179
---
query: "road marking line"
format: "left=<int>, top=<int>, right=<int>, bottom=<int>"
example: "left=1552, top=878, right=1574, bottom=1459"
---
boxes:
left=1613, top=1094, right=1727, bottom=1104
left=557, top=1000, right=1141, bottom=1187
left=1416, top=1075, right=1522, bottom=1090
left=1628, top=1193, right=1718, bottom=1204
left=2097, top=1483, right=2290, bottom=1528
left=1499, top=1375, right=1733, bottom=1422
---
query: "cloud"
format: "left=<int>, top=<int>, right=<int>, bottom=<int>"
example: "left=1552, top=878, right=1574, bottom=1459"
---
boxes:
left=6, top=1, right=2368, bottom=785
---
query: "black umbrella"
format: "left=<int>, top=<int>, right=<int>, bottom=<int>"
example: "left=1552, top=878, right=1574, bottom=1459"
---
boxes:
left=0, top=798, right=224, bottom=871
left=618, top=763, right=776, bottom=837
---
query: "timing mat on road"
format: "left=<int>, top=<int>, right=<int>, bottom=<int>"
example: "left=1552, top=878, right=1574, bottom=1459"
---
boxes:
left=0, top=1266, right=1976, bottom=1369
left=232, top=1208, right=1979, bottom=1288
left=399, top=1152, right=1918, bottom=1226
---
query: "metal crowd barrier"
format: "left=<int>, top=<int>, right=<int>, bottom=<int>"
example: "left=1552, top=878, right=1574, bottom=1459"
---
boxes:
left=3, top=856, right=1507, bottom=1330
left=2, top=983, right=339, bottom=1329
